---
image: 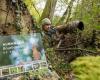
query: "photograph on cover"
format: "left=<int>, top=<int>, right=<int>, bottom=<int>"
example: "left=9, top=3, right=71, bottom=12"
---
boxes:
left=9, top=67, right=18, bottom=74
left=40, top=61, right=48, bottom=68
left=2, top=68, right=9, bottom=76
left=24, top=64, right=33, bottom=72
left=0, top=33, right=47, bottom=66
left=33, top=63, right=40, bottom=70
left=17, top=66, right=24, bottom=73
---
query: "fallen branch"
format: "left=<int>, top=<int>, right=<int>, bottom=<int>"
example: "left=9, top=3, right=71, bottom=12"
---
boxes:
left=55, top=48, right=97, bottom=54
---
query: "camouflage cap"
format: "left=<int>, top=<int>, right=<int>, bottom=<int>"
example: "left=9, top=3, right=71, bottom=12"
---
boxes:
left=42, top=18, right=51, bottom=26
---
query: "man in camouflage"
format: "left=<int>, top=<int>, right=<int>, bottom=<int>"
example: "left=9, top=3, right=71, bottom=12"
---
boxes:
left=41, top=18, right=59, bottom=47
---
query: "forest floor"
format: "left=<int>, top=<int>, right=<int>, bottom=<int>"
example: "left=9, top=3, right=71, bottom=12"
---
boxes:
left=46, top=48, right=100, bottom=80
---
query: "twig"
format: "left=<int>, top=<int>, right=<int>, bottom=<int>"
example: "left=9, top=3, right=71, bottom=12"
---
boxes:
left=55, top=48, right=97, bottom=53
left=5, top=5, right=10, bottom=27
left=57, top=40, right=63, bottom=48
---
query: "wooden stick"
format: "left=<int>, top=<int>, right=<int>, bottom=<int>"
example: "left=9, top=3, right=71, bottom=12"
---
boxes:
left=55, top=48, right=97, bottom=53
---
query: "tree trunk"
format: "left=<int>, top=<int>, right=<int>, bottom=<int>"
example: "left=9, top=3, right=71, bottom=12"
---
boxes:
left=56, top=0, right=75, bottom=25
left=39, top=0, right=57, bottom=23
left=0, top=0, right=33, bottom=35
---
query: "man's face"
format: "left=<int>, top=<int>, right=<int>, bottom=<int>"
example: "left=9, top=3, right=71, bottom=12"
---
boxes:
left=43, top=24, right=51, bottom=31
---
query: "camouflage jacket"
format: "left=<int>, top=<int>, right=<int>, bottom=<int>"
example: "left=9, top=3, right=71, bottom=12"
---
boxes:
left=42, top=27, right=58, bottom=48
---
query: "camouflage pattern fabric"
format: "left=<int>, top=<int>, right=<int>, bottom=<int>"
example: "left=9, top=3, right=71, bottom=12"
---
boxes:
left=42, top=27, right=58, bottom=48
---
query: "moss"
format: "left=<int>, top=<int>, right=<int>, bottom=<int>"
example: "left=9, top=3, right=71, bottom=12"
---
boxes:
left=71, top=56, right=100, bottom=80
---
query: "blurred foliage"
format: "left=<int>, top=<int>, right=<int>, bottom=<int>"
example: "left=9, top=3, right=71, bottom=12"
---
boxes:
left=71, top=56, right=100, bottom=80
left=29, top=68, right=49, bottom=79
left=46, top=48, right=72, bottom=79
left=95, top=26, right=100, bottom=30
left=72, top=0, right=100, bottom=34
left=24, top=0, right=41, bottom=21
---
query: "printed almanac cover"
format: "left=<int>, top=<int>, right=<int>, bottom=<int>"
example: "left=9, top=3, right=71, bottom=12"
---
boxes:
left=0, top=33, right=48, bottom=77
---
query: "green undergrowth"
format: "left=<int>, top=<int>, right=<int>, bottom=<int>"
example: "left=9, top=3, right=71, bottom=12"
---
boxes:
left=71, top=56, right=100, bottom=80
left=46, top=48, right=100, bottom=80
